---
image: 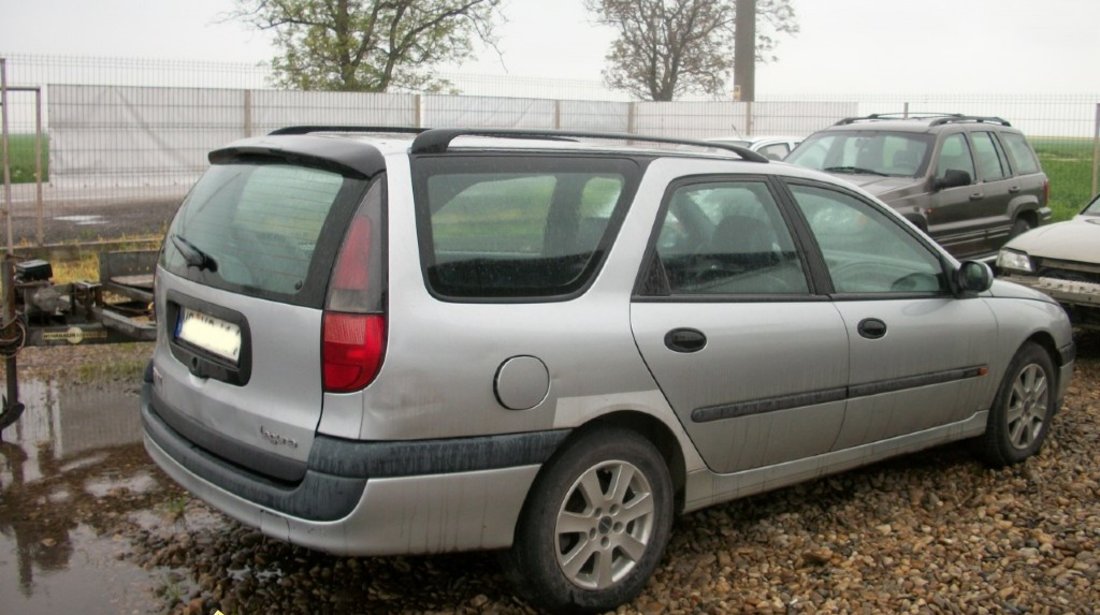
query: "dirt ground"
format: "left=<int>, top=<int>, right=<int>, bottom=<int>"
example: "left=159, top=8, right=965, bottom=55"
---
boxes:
left=1, top=334, right=1097, bottom=614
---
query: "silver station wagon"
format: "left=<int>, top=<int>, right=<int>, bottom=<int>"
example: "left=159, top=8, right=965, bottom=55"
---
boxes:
left=142, top=127, right=1075, bottom=613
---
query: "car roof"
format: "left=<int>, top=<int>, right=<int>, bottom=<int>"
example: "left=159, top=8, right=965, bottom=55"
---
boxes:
left=210, top=127, right=778, bottom=175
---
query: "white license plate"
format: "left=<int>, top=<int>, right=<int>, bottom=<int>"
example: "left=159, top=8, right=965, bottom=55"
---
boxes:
left=176, top=307, right=241, bottom=363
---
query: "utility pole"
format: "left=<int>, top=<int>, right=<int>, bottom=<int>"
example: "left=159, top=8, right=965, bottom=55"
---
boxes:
left=733, top=0, right=756, bottom=102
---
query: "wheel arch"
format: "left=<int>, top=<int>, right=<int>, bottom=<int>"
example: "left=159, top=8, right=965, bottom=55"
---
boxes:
left=522, top=410, right=689, bottom=526
left=1023, top=330, right=1063, bottom=385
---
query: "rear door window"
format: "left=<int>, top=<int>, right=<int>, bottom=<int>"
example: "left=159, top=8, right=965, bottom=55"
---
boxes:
left=414, top=156, right=639, bottom=300
left=970, top=132, right=1009, bottom=181
left=646, top=179, right=809, bottom=296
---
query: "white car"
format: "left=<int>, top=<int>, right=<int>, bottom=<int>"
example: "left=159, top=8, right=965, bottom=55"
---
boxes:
left=998, top=193, right=1100, bottom=330
left=707, top=135, right=802, bottom=160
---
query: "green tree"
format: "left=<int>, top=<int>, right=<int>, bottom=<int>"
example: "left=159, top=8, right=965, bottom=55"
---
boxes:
left=234, top=0, right=503, bottom=92
left=584, top=0, right=797, bottom=101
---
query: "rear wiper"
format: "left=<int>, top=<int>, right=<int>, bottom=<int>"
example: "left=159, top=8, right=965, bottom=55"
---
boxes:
left=824, top=166, right=888, bottom=177
left=171, top=234, right=218, bottom=272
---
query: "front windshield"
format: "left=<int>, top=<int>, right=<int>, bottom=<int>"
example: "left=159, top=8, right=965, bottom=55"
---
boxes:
left=1083, top=194, right=1100, bottom=216
left=786, top=131, right=933, bottom=178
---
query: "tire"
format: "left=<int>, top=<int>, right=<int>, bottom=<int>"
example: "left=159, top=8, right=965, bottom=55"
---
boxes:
left=503, top=427, right=674, bottom=614
left=979, top=342, right=1057, bottom=467
left=1010, top=216, right=1033, bottom=238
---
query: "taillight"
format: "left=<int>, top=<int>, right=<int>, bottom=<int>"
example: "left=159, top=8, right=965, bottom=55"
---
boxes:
left=323, top=180, right=386, bottom=393
left=323, top=313, right=385, bottom=392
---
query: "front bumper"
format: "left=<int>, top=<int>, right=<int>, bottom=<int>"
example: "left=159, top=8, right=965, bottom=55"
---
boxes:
left=141, top=380, right=567, bottom=555
left=1002, top=274, right=1100, bottom=329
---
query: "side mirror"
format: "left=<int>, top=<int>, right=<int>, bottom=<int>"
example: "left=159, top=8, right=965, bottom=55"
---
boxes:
left=934, top=169, right=971, bottom=191
left=956, top=260, right=993, bottom=295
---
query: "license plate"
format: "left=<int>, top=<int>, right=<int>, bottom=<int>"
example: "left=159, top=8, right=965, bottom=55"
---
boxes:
left=176, top=307, right=241, bottom=363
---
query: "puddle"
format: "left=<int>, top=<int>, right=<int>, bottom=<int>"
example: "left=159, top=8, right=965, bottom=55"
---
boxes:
left=0, top=376, right=188, bottom=613
left=53, top=214, right=106, bottom=226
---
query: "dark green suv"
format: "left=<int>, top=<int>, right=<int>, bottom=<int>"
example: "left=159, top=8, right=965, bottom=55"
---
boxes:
left=786, top=114, right=1050, bottom=260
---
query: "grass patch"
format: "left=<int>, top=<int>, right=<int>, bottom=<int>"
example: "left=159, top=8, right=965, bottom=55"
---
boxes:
left=76, top=356, right=148, bottom=382
left=4, top=134, right=49, bottom=183
left=50, top=252, right=100, bottom=283
left=1031, top=136, right=1095, bottom=221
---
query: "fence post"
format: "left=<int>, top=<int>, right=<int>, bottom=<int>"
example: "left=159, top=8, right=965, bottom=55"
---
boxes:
left=414, top=94, right=422, bottom=128
left=1092, top=102, right=1099, bottom=198
left=243, top=89, right=253, bottom=138
left=1, top=58, right=12, bottom=255
left=903, top=102, right=910, bottom=118
left=34, top=88, right=43, bottom=246
left=554, top=99, right=561, bottom=129
left=745, top=101, right=754, bottom=137
left=627, top=102, right=636, bottom=135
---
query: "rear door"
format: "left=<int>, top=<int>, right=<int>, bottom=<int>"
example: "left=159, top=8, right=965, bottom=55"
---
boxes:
left=630, top=177, right=849, bottom=474
left=152, top=161, right=372, bottom=478
left=968, top=130, right=1015, bottom=249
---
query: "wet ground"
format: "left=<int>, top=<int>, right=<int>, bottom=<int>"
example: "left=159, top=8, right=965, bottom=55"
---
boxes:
left=0, top=344, right=207, bottom=614
left=1, top=336, right=1098, bottom=614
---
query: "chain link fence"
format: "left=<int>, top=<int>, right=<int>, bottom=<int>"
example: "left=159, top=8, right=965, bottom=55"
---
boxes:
left=1, top=53, right=1098, bottom=247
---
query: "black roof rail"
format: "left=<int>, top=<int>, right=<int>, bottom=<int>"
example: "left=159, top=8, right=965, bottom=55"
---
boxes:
left=268, top=125, right=428, bottom=136
left=833, top=113, right=1011, bottom=127
left=408, top=128, right=769, bottom=162
left=929, top=115, right=1011, bottom=127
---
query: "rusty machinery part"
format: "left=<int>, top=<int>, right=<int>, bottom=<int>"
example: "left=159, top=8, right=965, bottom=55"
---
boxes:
left=0, top=315, right=27, bottom=358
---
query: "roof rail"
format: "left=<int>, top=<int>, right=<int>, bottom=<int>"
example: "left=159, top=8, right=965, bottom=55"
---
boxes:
left=833, top=113, right=1011, bottom=127
left=929, top=115, right=1011, bottom=127
left=408, top=128, right=769, bottom=162
left=268, top=126, right=428, bottom=136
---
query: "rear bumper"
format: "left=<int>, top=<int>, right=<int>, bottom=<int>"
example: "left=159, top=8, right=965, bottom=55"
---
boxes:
left=141, top=379, right=568, bottom=555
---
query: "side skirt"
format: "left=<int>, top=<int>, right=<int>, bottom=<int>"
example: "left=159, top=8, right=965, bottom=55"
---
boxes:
left=683, top=411, right=988, bottom=512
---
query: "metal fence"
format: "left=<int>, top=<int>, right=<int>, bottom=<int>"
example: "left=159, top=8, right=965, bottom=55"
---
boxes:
left=1, top=53, right=1098, bottom=247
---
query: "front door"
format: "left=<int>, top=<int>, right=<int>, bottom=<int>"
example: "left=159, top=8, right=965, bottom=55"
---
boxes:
left=785, top=181, right=997, bottom=450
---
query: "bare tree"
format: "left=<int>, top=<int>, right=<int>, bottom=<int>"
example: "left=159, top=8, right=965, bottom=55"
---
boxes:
left=233, top=0, right=503, bottom=92
left=584, top=0, right=797, bottom=101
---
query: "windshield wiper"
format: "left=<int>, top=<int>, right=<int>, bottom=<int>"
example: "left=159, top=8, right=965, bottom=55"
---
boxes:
left=824, top=166, right=889, bottom=177
left=171, top=234, right=218, bottom=272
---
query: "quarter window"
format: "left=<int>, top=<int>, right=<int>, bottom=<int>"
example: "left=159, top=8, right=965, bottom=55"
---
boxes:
left=789, top=184, right=947, bottom=294
left=999, top=132, right=1041, bottom=175
left=649, top=180, right=808, bottom=295
left=415, top=157, right=636, bottom=299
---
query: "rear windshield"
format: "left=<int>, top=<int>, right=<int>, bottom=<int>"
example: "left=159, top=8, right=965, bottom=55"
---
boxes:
left=414, top=155, right=640, bottom=300
left=162, top=162, right=368, bottom=306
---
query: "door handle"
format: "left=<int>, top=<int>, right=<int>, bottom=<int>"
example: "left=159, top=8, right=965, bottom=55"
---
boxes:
left=969, top=192, right=983, bottom=201
left=857, top=318, right=887, bottom=340
left=1008, top=185, right=1021, bottom=193
left=664, top=328, right=707, bottom=353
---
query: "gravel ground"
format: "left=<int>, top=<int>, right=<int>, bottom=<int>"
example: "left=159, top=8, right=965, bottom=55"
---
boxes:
left=117, top=332, right=1100, bottom=615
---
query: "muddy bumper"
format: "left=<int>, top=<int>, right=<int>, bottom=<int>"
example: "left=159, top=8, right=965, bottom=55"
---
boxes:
left=1002, top=274, right=1100, bottom=329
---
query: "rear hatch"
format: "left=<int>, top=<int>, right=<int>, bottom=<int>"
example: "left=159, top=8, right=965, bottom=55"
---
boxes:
left=151, top=151, right=377, bottom=482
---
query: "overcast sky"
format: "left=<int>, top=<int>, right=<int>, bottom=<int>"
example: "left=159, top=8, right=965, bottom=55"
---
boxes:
left=2, top=0, right=1098, bottom=96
